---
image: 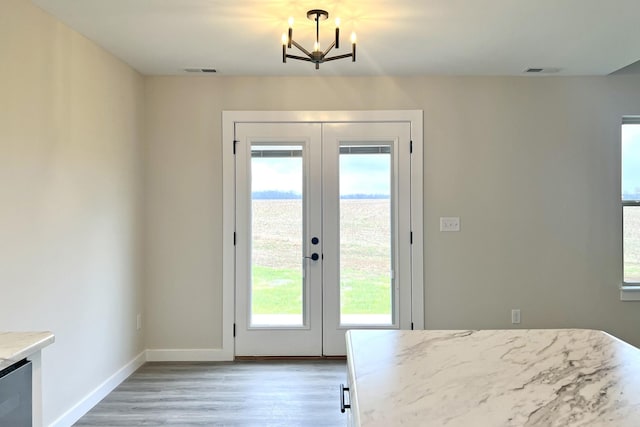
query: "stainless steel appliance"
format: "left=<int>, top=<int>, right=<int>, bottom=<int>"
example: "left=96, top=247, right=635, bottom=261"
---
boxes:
left=0, top=359, right=32, bottom=427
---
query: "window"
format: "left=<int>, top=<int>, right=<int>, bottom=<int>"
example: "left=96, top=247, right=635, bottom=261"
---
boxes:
left=622, top=117, right=640, bottom=286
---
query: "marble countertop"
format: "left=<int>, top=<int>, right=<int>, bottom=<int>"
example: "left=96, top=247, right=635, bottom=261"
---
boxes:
left=0, top=332, right=55, bottom=371
left=346, top=329, right=640, bottom=427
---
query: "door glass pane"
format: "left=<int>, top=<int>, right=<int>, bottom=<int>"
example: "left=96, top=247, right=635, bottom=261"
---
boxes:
left=251, top=145, right=304, bottom=326
left=339, top=145, right=393, bottom=325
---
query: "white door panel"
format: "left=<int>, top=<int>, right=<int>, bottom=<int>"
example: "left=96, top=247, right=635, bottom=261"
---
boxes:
left=235, top=120, right=413, bottom=356
left=322, top=122, right=412, bottom=355
left=235, top=123, right=322, bottom=356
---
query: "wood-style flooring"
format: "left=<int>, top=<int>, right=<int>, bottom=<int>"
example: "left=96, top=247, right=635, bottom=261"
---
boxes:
left=73, top=360, right=348, bottom=426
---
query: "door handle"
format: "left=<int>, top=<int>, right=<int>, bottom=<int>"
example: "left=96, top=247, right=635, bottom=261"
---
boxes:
left=304, top=253, right=320, bottom=261
left=340, top=384, right=351, bottom=413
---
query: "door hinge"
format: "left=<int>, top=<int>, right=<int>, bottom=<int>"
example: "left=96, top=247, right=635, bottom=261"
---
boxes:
left=410, top=231, right=413, bottom=244
left=233, top=232, right=236, bottom=246
left=410, top=140, right=413, bottom=154
left=233, top=140, right=238, bottom=155
left=233, top=323, right=236, bottom=337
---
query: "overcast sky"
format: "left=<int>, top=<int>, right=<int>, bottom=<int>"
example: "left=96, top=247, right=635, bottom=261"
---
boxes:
left=623, top=124, right=640, bottom=197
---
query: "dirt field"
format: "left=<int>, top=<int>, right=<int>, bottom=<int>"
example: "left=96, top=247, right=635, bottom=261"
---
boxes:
left=624, top=207, right=640, bottom=282
left=251, top=199, right=391, bottom=276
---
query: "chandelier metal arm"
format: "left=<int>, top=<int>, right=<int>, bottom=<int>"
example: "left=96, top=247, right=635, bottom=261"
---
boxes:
left=286, top=54, right=313, bottom=62
left=323, top=53, right=354, bottom=62
left=290, top=39, right=312, bottom=57
left=322, top=40, right=336, bottom=57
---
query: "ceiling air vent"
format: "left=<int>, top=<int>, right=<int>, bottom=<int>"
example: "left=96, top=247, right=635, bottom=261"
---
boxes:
left=184, top=68, right=217, bottom=73
left=524, top=67, right=561, bottom=74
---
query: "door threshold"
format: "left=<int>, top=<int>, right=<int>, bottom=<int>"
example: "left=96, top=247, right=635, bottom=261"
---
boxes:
left=234, top=355, right=346, bottom=361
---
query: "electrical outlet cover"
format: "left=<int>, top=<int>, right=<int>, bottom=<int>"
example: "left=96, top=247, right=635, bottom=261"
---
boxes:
left=440, top=217, right=460, bottom=232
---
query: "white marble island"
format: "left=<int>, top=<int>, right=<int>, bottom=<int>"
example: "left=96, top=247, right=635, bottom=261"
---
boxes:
left=345, top=329, right=640, bottom=426
left=0, top=331, right=54, bottom=370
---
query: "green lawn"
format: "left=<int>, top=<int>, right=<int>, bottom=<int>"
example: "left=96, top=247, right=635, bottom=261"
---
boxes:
left=251, top=266, right=302, bottom=314
left=252, top=266, right=391, bottom=315
left=624, top=264, right=640, bottom=283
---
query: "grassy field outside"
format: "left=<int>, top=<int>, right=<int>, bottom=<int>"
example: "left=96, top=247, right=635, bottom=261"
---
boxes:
left=251, top=199, right=391, bottom=316
left=624, top=207, right=640, bottom=282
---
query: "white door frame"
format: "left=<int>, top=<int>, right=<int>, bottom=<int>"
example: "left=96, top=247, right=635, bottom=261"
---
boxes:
left=221, top=110, right=424, bottom=358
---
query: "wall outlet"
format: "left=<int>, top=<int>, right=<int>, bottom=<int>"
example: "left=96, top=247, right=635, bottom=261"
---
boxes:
left=440, top=217, right=460, bottom=232
left=136, top=314, right=142, bottom=330
left=511, top=309, right=521, bottom=324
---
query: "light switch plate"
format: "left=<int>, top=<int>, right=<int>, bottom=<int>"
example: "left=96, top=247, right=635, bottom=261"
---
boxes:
left=440, top=217, right=460, bottom=232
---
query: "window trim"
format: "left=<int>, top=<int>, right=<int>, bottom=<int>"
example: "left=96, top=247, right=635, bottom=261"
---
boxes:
left=621, top=285, right=640, bottom=301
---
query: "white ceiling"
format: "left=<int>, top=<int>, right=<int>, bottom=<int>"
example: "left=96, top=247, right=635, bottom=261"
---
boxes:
left=31, top=0, right=640, bottom=77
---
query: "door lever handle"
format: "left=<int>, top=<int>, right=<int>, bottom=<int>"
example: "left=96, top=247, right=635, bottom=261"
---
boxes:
left=340, top=384, right=351, bottom=413
left=304, top=253, right=320, bottom=261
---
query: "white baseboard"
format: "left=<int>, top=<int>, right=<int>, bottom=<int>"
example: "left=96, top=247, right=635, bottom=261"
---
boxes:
left=146, top=348, right=233, bottom=362
left=49, top=350, right=146, bottom=427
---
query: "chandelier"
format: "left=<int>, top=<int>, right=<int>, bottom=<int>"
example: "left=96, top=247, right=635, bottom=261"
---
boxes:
left=282, top=9, right=356, bottom=69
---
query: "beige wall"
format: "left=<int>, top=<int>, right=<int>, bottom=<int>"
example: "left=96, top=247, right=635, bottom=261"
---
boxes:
left=0, top=0, right=144, bottom=424
left=144, top=74, right=640, bottom=351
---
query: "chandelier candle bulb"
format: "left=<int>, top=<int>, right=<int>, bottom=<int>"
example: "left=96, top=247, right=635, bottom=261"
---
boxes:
left=282, top=34, right=287, bottom=62
left=351, top=32, right=357, bottom=61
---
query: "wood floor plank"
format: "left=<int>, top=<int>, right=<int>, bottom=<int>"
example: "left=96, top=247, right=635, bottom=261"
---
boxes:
left=73, top=360, right=348, bottom=426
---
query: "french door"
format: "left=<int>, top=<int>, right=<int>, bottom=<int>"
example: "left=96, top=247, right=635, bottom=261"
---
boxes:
left=234, top=121, right=413, bottom=356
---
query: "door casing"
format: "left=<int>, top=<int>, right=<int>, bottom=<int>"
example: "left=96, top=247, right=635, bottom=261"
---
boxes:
left=221, top=110, right=424, bottom=360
